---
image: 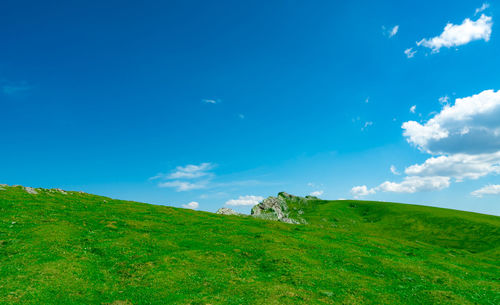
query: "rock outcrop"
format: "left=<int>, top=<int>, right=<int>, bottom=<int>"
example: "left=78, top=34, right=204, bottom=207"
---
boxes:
left=53, top=188, right=67, bottom=194
left=251, top=193, right=300, bottom=224
left=216, top=207, right=240, bottom=215
left=24, top=187, right=38, bottom=194
left=217, top=192, right=313, bottom=224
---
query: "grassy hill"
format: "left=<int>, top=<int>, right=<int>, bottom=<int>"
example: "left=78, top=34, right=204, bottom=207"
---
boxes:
left=0, top=186, right=499, bottom=304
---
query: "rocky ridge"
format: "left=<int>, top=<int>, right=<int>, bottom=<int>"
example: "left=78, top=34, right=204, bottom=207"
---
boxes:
left=0, top=184, right=74, bottom=195
left=216, top=192, right=316, bottom=224
left=216, top=207, right=240, bottom=215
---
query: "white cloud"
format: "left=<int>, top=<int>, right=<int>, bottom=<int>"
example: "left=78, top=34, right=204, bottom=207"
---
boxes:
left=159, top=180, right=207, bottom=192
left=377, top=176, right=450, bottom=193
left=389, top=25, right=399, bottom=37
left=471, top=184, right=500, bottom=197
left=152, top=163, right=269, bottom=192
left=475, top=3, right=490, bottom=15
left=203, top=99, right=218, bottom=104
left=417, top=14, right=492, bottom=52
left=383, top=25, right=399, bottom=38
left=410, top=105, right=416, bottom=113
left=150, top=163, right=215, bottom=181
left=182, top=201, right=199, bottom=209
left=350, top=185, right=375, bottom=198
left=404, top=48, right=417, bottom=58
left=309, top=190, right=324, bottom=197
left=225, top=195, right=264, bottom=206
left=405, top=152, right=500, bottom=181
left=390, top=165, right=400, bottom=175
left=382, top=25, right=399, bottom=38
left=403, top=89, right=500, bottom=154
left=353, top=89, right=500, bottom=197
left=168, top=163, right=214, bottom=179
left=439, top=95, right=450, bottom=105
left=352, top=176, right=450, bottom=196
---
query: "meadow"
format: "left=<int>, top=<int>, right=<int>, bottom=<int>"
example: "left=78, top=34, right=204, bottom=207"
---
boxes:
left=0, top=186, right=499, bottom=304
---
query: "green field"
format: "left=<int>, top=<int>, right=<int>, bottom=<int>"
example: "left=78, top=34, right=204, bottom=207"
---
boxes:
left=1, top=186, right=499, bottom=304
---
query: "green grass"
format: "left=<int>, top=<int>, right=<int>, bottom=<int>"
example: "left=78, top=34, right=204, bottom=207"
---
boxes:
left=0, top=186, right=499, bottom=304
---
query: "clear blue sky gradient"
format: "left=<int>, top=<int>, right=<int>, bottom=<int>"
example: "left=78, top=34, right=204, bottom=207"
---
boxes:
left=1, top=1, right=499, bottom=215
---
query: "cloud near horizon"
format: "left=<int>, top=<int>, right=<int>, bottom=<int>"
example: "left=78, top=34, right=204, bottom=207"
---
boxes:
left=471, top=184, right=500, bottom=197
left=182, top=201, right=199, bottom=209
left=225, top=195, right=264, bottom=206
left=351, top=89, right=500, bottom=197
left=309, top=190, right=324, bottom=197
left=159, top=180, right=208, bottom=191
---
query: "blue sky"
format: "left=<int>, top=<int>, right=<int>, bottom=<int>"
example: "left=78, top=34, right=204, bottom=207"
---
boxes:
left=1, top=1, right=499, bottom=215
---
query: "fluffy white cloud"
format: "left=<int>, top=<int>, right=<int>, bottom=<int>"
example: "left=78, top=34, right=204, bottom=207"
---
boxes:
left=475, top=3, right=490, bottom=15
left=225, top=195, right=264, bottom=206
left=404, top=48, right=416, bottom=58
left=159, top=180, right=207, bottom=192
left=410, top=105, right=416, bottom=113
left=309, top=190, right=324, bottom=197
left=182, top=201, right=199, bottom=209
left=353, top=89, right=500, bottom=197
left=203, top=99, right=218, bottom=104
left=471, top=184, right=500, bottom=197
left=405, top=152, right=500, bottom=181
left=390, top=165, right=400, bottom=175
left=352, top=176, right=450, bottom=197
left=168, top=163, right=214, bottom=179
left=403, top=89, right=500, bottom=154
left=417, top=14, right=492, bottom=52
left=377, top=176, right=450, bottom=193
left=350, top=185, right=375, bottom=198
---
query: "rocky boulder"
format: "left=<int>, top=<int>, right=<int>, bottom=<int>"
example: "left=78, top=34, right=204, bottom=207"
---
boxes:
left=216, top=207, right=240, bottom=216
left=24, top=187, right=38, bottom=195
left=251, top=194, right=299, bottom=224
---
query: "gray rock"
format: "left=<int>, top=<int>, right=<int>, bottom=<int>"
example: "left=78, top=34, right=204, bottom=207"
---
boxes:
left=251, top=194, right=299, bottom=224
left=216, top=207, right=240, bottom=215
left=23, top=187, right=38, bottom=195
left=54, top=188, right=67, bottom=194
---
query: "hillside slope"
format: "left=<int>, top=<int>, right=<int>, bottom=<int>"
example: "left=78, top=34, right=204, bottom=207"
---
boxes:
left=0, top=186, right=499, bottom=304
